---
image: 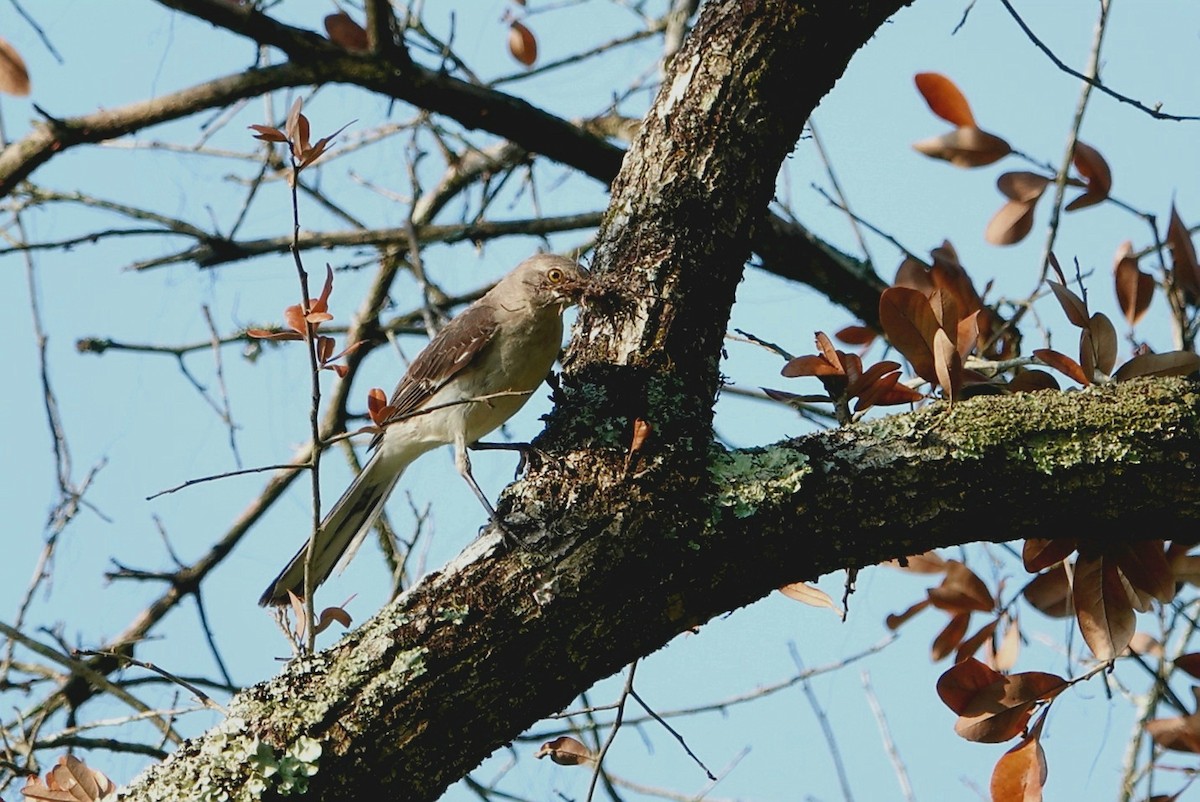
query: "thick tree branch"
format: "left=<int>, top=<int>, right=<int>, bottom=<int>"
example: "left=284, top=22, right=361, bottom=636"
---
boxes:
left=125, top=378, right=1200, bottom=801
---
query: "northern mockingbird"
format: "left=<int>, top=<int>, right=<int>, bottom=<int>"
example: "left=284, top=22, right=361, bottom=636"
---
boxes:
left=259, top=253, right=590, bottom=606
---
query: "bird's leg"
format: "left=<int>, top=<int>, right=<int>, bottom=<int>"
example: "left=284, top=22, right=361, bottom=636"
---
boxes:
left=454, top=437, right=523, bottom=548
left=469, top=440, right=549, bottom=478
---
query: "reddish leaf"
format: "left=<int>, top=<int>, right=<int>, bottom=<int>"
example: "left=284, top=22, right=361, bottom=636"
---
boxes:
left=914, top=72, right=976, bottom=127
left=781, top=354, right=841, bottom=378
left=867, top=376, right=925, bottom=407
left=1073, top=551, right=1135, bottom=661
left=285, top=97, right=310, bottom=154
left=879, top=287, right=939, bottom=382
left=835, top=324, right=877, bottom=346
left=989, top=708, right=1049, bottom=802
left=853, top=370, right=901, bottom=412
left=913, top=125, right=1011, bottom=168
left=1023, top=564, right=1073, bottom=619
left=1113, top=241, right=1154, bottom=327
left=845, top=360, right=902, bottom=399
left=1032, top=349, right=1088, bottom=386
left=1167, top=204, right=1200, bottom=300
left=933, top=611, right=972, bottom=661
left=0, top=37, right=30, bottom=96
left=1023, top=538, right=1078, bottom=572
left=324, top=12, right=369, bottom=51
left=508, top=21, right=538, bottom=66
left=1112, top=350, right=1200, bottom=382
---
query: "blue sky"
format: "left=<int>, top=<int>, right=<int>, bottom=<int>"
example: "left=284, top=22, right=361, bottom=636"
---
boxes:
left=2, top=1, right=1199, bottom=799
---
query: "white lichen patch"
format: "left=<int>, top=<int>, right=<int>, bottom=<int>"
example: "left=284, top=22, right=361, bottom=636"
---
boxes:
left=711, top=447, right=811, bottom=518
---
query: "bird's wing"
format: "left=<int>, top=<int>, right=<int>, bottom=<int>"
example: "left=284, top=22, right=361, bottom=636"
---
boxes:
left=370, top=302, right=499, bottom=449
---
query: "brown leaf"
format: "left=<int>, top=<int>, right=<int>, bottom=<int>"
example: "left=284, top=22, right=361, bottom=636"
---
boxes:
left=1112, top=350, right=1200, bottom=382
left=1023, top=539, right=1078, bottom=573
left=1115, top=540, right=1175, bottom=604
left=1065, top=141, right=1111, bottom=211
left=933, top=327, right=961, bottom=401
left=1146, top=687, right=1200, bottom=753
left=779, top=582, right=844, bottom=619
left=1023, top=564, right=1073, bottom=619
left=997, top=172, right=1051, bottom=203
left=989, top=709, right=1048, bottom=802
left=894, top=256, right=936, bottom=295
left=781, top=353, right=842, bottom=378
left=953, top=670, right=1067, bottom=743
left=937, top=657, right=1004, bottom=715
left=0, top=37, right=30, bottom=96
left=508, top=21, right=538, bottom=67
left=986, top=199, right=1038, bottom=246
left=312, top=605, right=353, bottom=635
left=22, top=755, right=115, bottom=802
left=535, top=736, right=594, bottom=765
left=928, top=560, right=995, bottom=614
left=248, top=124, right=287, bottom=143
left=1175, top=653, right=1200, bottom=680
left=955, top=618, right=999, bottom=665
left=629, top=417, right=652, bottom=455
left=1046, top=281, right=1090, bottom=329
left=834, top=324, right=877, bottom=346
left=1113, top=241, right=1154, bottom=327
left=930, top=242, right=985, bottom=317
left=886, top=598, right=932, bottom=630
left=914, top=72, right=977, bottom=127
left=324, top=12, right=369, bottom=51
left=879, top=286, right=940, bottom=382
left=1006, top=370, right=1060, bottom=394
left=933, top=611, right=972, bottom=661
left=1087, top=312, right=1118, bottom=377
left=853, top=370, right=903, bottom=412
left=285, top=97, right=310, bottom=155
left=913, top=125, right=1011, bottom=168
left=1032, top=348, right=1088, bottom=386
left=1073, top=551, right=1135, bottom=661
left=844, top=359, right=902, bottom=399
left=1167, top=204, right=1200, bottom=300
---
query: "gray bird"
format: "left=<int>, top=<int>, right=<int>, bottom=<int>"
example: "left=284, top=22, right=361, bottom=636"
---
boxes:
left=260, top=253, right=590, bottom=606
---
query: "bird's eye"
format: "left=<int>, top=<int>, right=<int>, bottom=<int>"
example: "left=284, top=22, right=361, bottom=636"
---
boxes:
left=547, top=268, right=564, bottom=283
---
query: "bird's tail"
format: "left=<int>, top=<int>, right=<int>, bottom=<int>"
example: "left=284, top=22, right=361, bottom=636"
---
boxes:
left=258, top=450, right=408, bottom=606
